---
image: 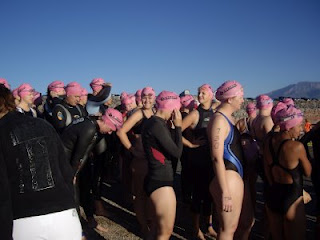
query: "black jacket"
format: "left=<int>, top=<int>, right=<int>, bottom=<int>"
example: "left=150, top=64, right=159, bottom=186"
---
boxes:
left=0, top=111, right=75, bottom=240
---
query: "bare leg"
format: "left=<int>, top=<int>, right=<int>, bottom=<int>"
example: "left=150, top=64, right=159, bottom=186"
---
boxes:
left=150, top=187, right=176, bottom=240
left=210, top=171, right=244, bottom=240
left=192, top=213, right=205, bottom=240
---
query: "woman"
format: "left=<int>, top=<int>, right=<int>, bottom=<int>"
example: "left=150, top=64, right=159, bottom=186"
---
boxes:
left=117, top=87, right=156, bottom=237
left=208, top=80, right=252, bottom=240
left=236, top=102, right=257, bottom=134
left=181, top=84, right=218, bottom=239
left=264, top=105, right=311, bottom=240
left=142, top=91, right=183, bottom=240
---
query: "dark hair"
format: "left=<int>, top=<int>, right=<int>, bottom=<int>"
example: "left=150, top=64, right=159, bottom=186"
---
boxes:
left=0, top=84, right=16, bottom=114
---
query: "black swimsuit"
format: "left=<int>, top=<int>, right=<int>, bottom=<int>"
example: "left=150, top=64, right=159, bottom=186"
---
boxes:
left=265, top=138, right=303, bottom=214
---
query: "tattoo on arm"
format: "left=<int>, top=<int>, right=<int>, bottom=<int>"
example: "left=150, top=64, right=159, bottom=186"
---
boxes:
left=213, top=128, right=221, bottom=149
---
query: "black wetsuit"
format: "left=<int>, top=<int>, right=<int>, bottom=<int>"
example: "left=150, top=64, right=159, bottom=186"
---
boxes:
left=61, top=117, right=101, bottom=228
left=189, top=106, right=214, bottom=215
left=44, top=97, right=64, bottom=124
left=265, top=139, right=303, bottom=214
left=51, top=101, right=83, bottom=134
left=142, top=116, right=183, bottom=196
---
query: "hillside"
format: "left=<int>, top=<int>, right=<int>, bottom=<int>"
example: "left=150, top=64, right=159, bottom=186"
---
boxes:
left=266, top=82, right=320, bottom=99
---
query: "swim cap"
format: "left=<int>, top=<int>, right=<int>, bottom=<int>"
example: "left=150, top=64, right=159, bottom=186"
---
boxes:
left=180, top=94, right=194, bottom=108
left=80, top=88, right=88, bottom=101
left=0, top=78, right=10, bottom=89
left=142, top=86, right=156, bottom=98
left=120, top=91, right=128, bottom=100
left=48, top=80, right=65, bottom=93
left=215, top=80, right=243, bottom=101
left=102, top=108, right=124, bottom=131
left=281, top=98, right=294, bottom=107
left=65, top=82, right=82, bottom=96
left=198, top=84, right=214, bottom=99
left=277, top=106, right=303, bottom=131
left=256, top=95, right=273, bottom=110
left=135, top=89, right=143, bottom=103
left=271, top=102, right=287, bottom=125
left=246, top=102, right=257, bottom=116
left=90, top=78, right=105, bottom=92
left=156, top=91, right=181, bottom=111
left=12, top=88, right=19, bottom=99
left=121, top=94, right=136, bottom=106
left=17, top=83, right=35, bottom=98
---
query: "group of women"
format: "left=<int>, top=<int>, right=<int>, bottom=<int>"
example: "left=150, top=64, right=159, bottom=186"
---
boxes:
left=0, top=77, right=314, bottom=240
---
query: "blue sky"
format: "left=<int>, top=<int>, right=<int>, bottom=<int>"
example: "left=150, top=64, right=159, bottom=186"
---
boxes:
left=1, top=0, right=319, bottom=98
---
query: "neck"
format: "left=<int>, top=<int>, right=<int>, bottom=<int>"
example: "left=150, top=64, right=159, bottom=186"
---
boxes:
left=155, top=110, right=168, bottom=121
left=201, top=101, right=212, bottom=110
left=259, top=108, right=271, bottom=117
left=18, top=101, right=30, bottom=111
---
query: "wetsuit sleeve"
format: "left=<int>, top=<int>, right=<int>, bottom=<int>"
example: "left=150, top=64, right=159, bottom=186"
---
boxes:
left=51, top=104, right=67, bottom=132
left=87, top=85, right=111, bottom=103
left=151, top=124, right=183, bottom=159
left=0, top=150, right=13, bottom=240
left=70, top=126, right=97, bottom=172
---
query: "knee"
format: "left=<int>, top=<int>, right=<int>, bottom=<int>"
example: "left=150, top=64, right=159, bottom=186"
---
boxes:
left=221, top=222, right=238, bottom=235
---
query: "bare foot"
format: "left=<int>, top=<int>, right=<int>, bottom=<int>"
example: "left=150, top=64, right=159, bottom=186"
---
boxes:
left=207, top=225, right=218, bottom=238
left=95, top=223, right=108, bottom=233
left=303, top=189, right=312, bottom=204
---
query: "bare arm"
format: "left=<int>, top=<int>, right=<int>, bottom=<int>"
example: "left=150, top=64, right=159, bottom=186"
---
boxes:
left=208, top=115, right=232, bottom=212
left=181, top=110, right=205, bottom=148
left=117, top=110, right=143, bottom=150
left=295, top=142, right=312, bottom=177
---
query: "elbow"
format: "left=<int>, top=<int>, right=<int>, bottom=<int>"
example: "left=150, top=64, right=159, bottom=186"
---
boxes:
left=305, top=167, right=312, bottom=178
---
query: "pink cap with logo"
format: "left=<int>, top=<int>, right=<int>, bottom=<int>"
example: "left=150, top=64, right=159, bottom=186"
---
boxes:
left=142, top=86, right=156, bottom=98
left=102, top=108, right=124, bottom=131
left=198, top=84, right=214, bottom=99
left=0, top=78, right=10, bottom=89
left=17, top=83, right=34, bottom=98
left=215, top=80, right=243, bottom=101
left=156, top=91, right=181, bottom=111
left=271, top=102, right=287, bottom=124
left=90, top=78, right=105, bottom=92
left=256, top=95, right=273, bottom=110
left=65, top=82, right=82, bottom=96
left=281, top=98, right=295, bottom=107
left=48, top=80, right=65, bottom=93
left=246, top=102, right=257, bottom=116
left=277, top=106, right=303, bottom=131
left=180, top=94, right=194, bottom=108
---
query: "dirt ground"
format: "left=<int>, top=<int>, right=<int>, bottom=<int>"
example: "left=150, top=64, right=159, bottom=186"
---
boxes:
left=81, top=162, right=318, bottom=240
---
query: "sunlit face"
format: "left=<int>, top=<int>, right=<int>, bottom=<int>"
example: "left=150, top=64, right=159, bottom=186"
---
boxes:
left=198, top=88, right=211, bottom=104
left=79, top=95, right=88, bottom=106
left=66, top=95, right=80, bottom=106
left=142, top=94, right=154, bottom=109
left=230, top=95, right=244, bottom=111
left=21, top=90, right=35, bottom=105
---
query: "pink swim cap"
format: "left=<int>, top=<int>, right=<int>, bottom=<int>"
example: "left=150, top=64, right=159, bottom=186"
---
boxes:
left=281, top=98, right=295, bottom=107
left=256, top=95, right=273, bottom=110
left=215, top=80, right=243, bottom=101
left=48, top=80, right=65, bottom=93
left=198, top=84, right=214, bottom=99
left=17, top=83, right=35, bottom=98
left=142, top=86, right=156, bottom=98
left=271, top=102, right=287, bottom=125
left=0, top=78, right=10, bottom=89
left=121, top=94, right=136, bottom=106
left=120, top=91, right=128, bottom=100
left=135, top=89, right=143, bottom=103
left=102, top=108, right=124, bottom=131
left=65, top=82, right=82, bottom=96
left=156, top=91, right=181, bottom=111
left=180, top=94, right=194, bottom=108
left=246, top=102, right=257, bottom=116
left=277, top=106, right=303, bottom=131
left=12, top=88, right=19, bottom=99
left=90, top=78, right=105, bottom=92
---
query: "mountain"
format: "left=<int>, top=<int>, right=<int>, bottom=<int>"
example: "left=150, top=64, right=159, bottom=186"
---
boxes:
left=266, top=82, right=320, bottom=99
